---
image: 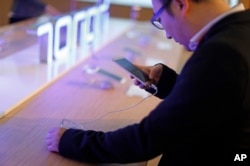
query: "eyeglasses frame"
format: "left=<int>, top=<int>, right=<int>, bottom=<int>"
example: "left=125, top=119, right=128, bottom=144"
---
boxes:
left=151, top=1, right=172, bottom=30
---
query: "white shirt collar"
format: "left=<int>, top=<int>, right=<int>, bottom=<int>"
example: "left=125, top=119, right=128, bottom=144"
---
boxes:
left=189, top=3, right=245, bottom=51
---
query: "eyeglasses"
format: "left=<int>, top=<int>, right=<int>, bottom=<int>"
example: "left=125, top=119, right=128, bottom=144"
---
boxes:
left=151, top=1, right=171, bottom=30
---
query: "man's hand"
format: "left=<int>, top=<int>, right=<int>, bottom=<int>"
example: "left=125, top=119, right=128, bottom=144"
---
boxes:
left=131, top=64, right=163, bottom=89
left=46, top=127, right=66, bottom=152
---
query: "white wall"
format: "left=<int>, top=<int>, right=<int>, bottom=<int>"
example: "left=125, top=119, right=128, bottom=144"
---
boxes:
left=78, top=0, right=240, bottom=8
left=110, top=0, right=152, bottom=7
left=226, top=0, right=239, bottom=6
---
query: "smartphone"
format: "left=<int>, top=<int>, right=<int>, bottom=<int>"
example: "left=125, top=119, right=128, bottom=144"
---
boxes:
left=112, top=57, right=150, bottom=86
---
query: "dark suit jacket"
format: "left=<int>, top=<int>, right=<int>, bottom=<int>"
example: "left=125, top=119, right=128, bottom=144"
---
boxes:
left=58, top=9, right=250, bottom=166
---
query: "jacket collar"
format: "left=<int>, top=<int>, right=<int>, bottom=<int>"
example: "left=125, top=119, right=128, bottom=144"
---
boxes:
left=189, top=3, right=245, bottom=51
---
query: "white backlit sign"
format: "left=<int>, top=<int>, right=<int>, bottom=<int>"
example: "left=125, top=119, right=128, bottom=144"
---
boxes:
left=36, top=1, right=110, bottom=63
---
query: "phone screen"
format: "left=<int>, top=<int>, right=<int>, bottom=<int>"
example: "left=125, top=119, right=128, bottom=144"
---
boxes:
left=113, top=57, right=150, bottom=85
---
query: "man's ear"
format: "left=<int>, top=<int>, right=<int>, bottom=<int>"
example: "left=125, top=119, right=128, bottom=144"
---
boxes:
left=173, top=0, right=190, bottom=15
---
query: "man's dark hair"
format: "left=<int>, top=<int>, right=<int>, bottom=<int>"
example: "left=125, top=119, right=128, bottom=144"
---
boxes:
left=158, top=0, right=203, bottom=15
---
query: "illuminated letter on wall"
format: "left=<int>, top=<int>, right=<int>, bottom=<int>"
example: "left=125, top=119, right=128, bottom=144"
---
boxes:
left=37, top=22, right=53, bottom=64
left=98, top=0, right=110, bottom=38
left=54, top=15, right=72, bottom=60
left=72, top=10, right=87, bottom=59
left=86, top=6, right=99, bottom=51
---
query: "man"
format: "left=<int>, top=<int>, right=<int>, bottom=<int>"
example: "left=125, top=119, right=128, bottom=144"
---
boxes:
left=9, top=0, right=60, bottom=24
left=46, top=0, right=250, bottom=165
